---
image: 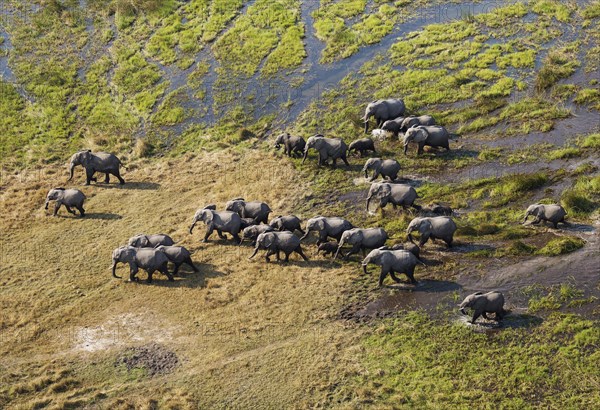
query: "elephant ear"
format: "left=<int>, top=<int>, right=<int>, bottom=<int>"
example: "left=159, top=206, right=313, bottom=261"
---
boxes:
left=140, top=236, right=150, bottom=247
left=419, top=219, right=433, bottom=235
left=262, top=233, right=275, bottom=249
left=378, top=184, right=391, bottom=198
left=316, top=219, right=325, bottom=231
left=413, top=127, right=429, bottom=143
left=202, top=210, right=214, bottom=225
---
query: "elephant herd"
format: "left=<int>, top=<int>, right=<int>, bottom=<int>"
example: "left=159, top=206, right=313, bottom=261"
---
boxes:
left=43, top=98, right=573, bottom=325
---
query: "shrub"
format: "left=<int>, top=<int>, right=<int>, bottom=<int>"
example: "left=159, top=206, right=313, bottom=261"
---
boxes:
left=536, top=237, right=585, bottom=256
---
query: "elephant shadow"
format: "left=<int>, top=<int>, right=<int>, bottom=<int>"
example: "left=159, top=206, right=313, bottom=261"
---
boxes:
left=440, top=148, right=479, bottom=160
left=443, top=243, right=496, bottom=254
left=84, top=213, right=123, bottom=220
left=99, top=182, right=161, bottom=190
left=463, top=312, right=544, bottom=333
left=385, top=279, right=462, bottom=293
left=149, top=262, right=226, bottom=288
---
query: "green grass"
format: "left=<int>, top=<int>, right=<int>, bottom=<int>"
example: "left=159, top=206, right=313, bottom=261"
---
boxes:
left=574, top=88, right=600, bottom=110
left=561, top=175, right=600, bottom=216
left=536, top=236, right=586, bottom=256
left=535, top=45, right=580, bottom=91
left=546, top=147, right=582, bottom=160
left=578, top=133, right=600, bottom=149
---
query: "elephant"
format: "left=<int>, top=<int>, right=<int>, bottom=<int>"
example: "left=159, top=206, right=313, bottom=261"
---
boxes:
left=301, top=216, right=354, bottom=245
left=402, top=125, right=450, bottom=155
left=380, top=242, right=421, bottom=258
left=348, top=138, right=376, bottom=157
left=270, top=215, right=305, bottom=235
left=523, top=204, right=567, bottom=228
left=154, top=245, right=198, bottom=276
left=422, top=203, right=453, bottom=217
left=366, top=182, right=420, bottom=212
left=302, top=135, right=350, bottom=168
left=380, top=117, right=406, bottom=136
left=363, top=99, right=406, bottom=133
left=275, top=132, right=306, bottom=158
left=68, top=150, right=126, bottom=185
left=242, top=224, right=274, bottom=245
left=225, top=198, right=272, bottom=225
left=249, top=231, right=309, bottom=262
left=459, top=291, right=506, bottom=324
left=44, top=188, right=86, bottom=217
left=334, top=228, right=388, bottom=260
left=111, top=246, right=173, bottom=283
left=407, top=216, right=457, bottom=247
left=317, top=241, right=338, bottom=257
left=189, top=208, right=242, bottom=243
left=362, top=248, right=426, bottom=287
left=128, top=234, right=175, bottom=248
left=400, top=115, right=436, bottom=131
left=240, top=218, right=258, bottom=230
left=363, top=158, right=401, bottom=181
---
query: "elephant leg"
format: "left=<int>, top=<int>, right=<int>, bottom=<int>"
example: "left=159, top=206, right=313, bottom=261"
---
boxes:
left=406, top=267, right=417, bottom=284
left=283, top=251, right=291, bottom=262
left=418, top=143, right=425, bottom=155
left=203, top=227, right=214, bottom=243
left=531, top=217, right=541, bottom=225
left=65, top=205, right=76, bottom=215
left=342, top=154, right=350, bottom=166
left=233, top=232, right=242, bottom=244
left=344, top=244, right=360, bottom=260
left=146, top=270, right=154, bottom=284
left=295, top=246, right=309, bottom=261
left=186, top=257, right=199, bottom=272
left=389, top=270, right=402, bottom=283
left=173, top=263, right=180, bottom=276
left=217, top=229, right=227, bottom=240
left=85, top=168, right=94, bottom=185
left=419, top=233, right=430, bottom=248
left=378, top=269, right=388, bottom=287
left=114, top=170, right=125, bottom=185
left=445, top=238, right=453, bottom=248
left=76, top=205, right=85, bottom=217
left=471, top=310, right=482, bottom=324
left=482, top=312, right=491, bottom=320
left=161, top=264, right=174, bottom=281
left=369, top=172, right=379, bottom=182
left=332, top=158, right=337, bottom=169
left=552, top=221, right=558, bottom=229
left=265, top=249, right=276, bottom=263
left=53, top=203, right=61, bottom=216
left=104, top=173, right=110, bottom=184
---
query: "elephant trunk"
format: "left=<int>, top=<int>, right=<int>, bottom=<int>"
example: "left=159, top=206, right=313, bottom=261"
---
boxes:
left=189, top=219, right=197, bottom=234
left=68, top=162, right=76, bottom=181
left=112, top=261, right=121, bottom=279
left=44, top=199, right=50, bottom=210
left=302, top=149, right=309, bottom=164
left=366, top=196, right=372, bottom=211
left=407, top=232, right=415, bottom=244
left=364, top=120, right=369, bottom=134
left=459, top=307, right=467, bottom=315
left=522, top=213, right=530, bottom=224
left=300, top=230, right=309, bottom=240
left=403, top=143, right=409, bottom=155
left=248, top=247, right=259, bottom=259
left=362, top=263, right=369, bottom=274
left=363, top=168, right=369, bottom=179
left=333, top=245, right=342, bottom=260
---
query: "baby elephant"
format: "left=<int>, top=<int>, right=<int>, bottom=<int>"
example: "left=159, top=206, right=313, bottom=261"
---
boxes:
left=523, top=204, right=567, bottom=229
left=348, top=138, right=376, bottom=157
left=459, top=291, right=506, bottom=324
left=128, top=234, right=175, bottom=248
left=317, top=241, right=338, bottom=257
left=270, top=215, right=305, bottom=235
left=334, top=228, right=388, bottom=260
left=249, top=231, right=309, bottom=262
left=242, top=224, right=274, bottom=245
left=155, top=245, right=198, bottom=275
left=380, top=243, right=421, bottom=258
left=407, top=216, right=457, bottom=247
left=363, top=158, right=401, bottom=181
left=275, top=132, right=306, bottom=158
left=111, top=246, right=173, bottom=283
left=45, top=188, right=86, bottom=217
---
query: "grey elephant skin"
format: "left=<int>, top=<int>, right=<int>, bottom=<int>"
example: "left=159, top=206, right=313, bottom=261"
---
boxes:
left=407, top=216, right=457, bottom=247
left=362, top=248, right=426, bottom=286
left=45, top=188, right=86, bottom=217
left=523, top=204, right=567, bottom=228
left=155, top=245, right=198, bottom=275
left=366, top=182, right=419, bottom=212
left=381, top=117, right=405, bottom=136
left=112, top=246, right=173, bottom=283
left=128, top=234, right=175, bottom=248
left=190, top=208, right=242, bottom=243
left=363, top=99, right=406, bottom=133
left=302, top=135, right=349, bottom=168
left=459, top=291, right=506, bottom=324
left=348, top=138, right=376, bottom=157
left=317, top=241, right=338, bottom=257
left=68, top=150, right=126, bottom=185
left=270, top=215, right=305, bottom=235
left=225, top=198, right=272, bottom=224
left=275, top=132, right=306, bottom=157
left=334, top=228, right=388, bottom=260
left=401, top=115, right=436, bottom=131
left=243, top=224, right=274, bottom=245
left=363, top=158, right=401, bottom=181
left=380, top=242, right=421, bottom=258
left=301, top=216, right=354, bottom=245
left=403, top=125, right=450, bottom=155
left=249, top=231, right=309, bottom=262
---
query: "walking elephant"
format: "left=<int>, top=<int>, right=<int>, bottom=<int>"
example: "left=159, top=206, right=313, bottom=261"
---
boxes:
left=112, top=246, right=173, bottom=283
left=189, top=208, right=242, bottom=243
left=348, top=138, right=376, bottom=157
left=242, top=224, right=274, bottom=245
left=334, top=228, right=388, bottom=260
left=402, top=125, right=450, bottom=155
left=270, top=215, right=305, bottom=235
left=363, top=158, right=401, bottom=181
left=128, top=234, right=175, bottom=248
left=400, top=115, right=436, bottom=131
left=459, top=291, right=506, bottom=324
left=363, top=99, right=406, bottom=133
left=155, top=245, right=198, bottom=275
left=301, top=216, right=354, bottom=245
left=302, top=135, right=350, bottom=168
left=275, top=132, right=305, bottom=158
left=407, top=216, right=457, bottom=247
left=362, top=248, right=426, bottom=286
left=249, top=231, right=309, bottom=262
left=45, top=188, right=86, bottom=217
left=381, top=117, right=406, bottom=136
left=366, top=182, right=420, bottom=212
left=225, top=198, right=272, bottom=225
left=68, top=150, right=126, bottom=185
left=523, top=204, right=567, bottom=228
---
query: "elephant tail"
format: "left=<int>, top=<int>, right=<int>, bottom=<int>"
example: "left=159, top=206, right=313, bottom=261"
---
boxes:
left=416, top=256, right=427, bottom=266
